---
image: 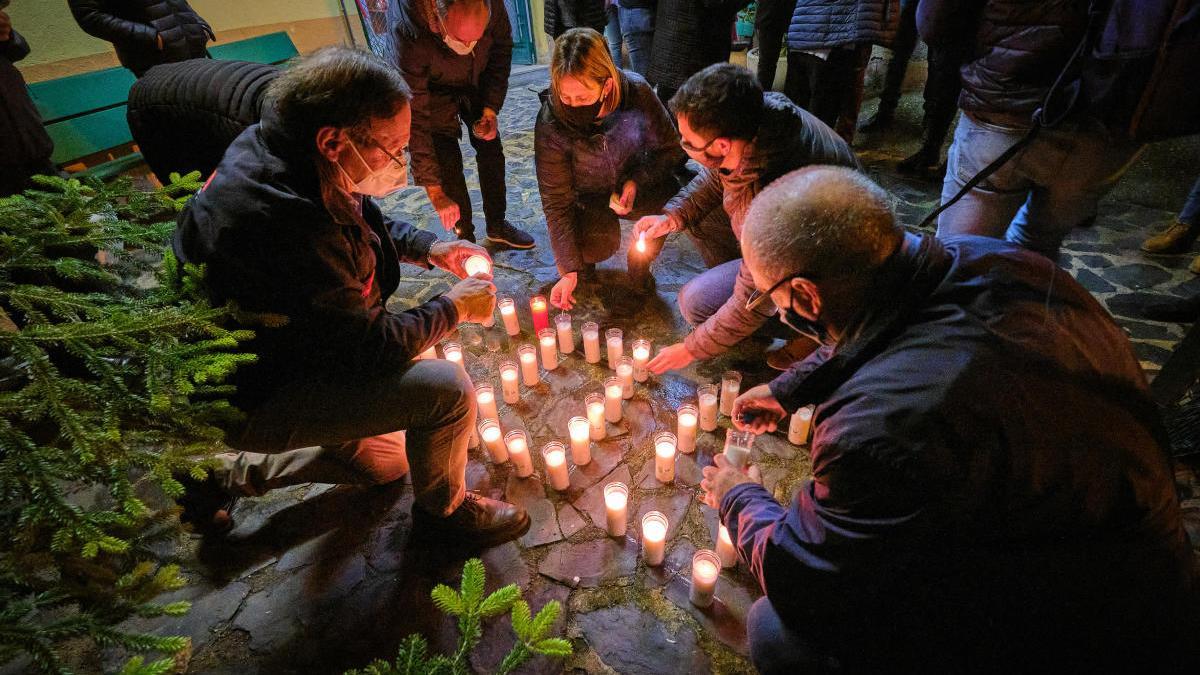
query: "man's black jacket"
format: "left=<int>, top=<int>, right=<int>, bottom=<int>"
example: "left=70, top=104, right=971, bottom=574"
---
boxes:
left=68, top=0, right=213, bottom=77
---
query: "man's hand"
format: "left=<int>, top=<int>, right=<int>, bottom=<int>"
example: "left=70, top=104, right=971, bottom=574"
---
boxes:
left=0, top=12, right=12, bottom=43
left=428, top=240, right=490, bottom=278
left=647, top=342, right=695, bottom=374
left=425, top=186, right=462, bottom=231
left=701, top=453, right=756, bottom=509
left=472, top=108, right=499, bottom=141
left=731, top=384, right=787, bottom=434
left=550, top=272, right=578, bottom=310
left=609, top=180, right=637, bottom=216
left=633, top=213, right=679, bottom=240
left=156, top=33, right=164, bottom=50
left=444, top=275, right=496, bottom=324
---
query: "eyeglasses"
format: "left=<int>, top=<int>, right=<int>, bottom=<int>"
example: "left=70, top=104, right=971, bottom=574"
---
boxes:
left=370, top=138, right=408, bottom=170
left=680, top=135, right=719, bottom=155
left=745, top=271, right=814, bottom=312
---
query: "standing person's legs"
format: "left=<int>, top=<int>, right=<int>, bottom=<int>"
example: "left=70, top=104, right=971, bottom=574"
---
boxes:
left=604, top=4, right=623, bottom=67
left=432, top=131, right=475, bottom=238
left=898, top=42, right=965, bottom=173
left=656, top=84, right=677, bottom=111
left=829, top=44, right=871, bottom=144
left=618, top=5, right=655, bottom=76
left=222, top=359, right=474, bottom=517
left=747, top=598, right=838, bottom=674
left=467, top=130, right=508, bottom=231
left=864, top=0, right=919, bottom=129
left=1181, top=177, right=1200, bottom=226
left=783, top=50, right=820, bottom=111
left=936, top=114, right=1035, bottom=241
left=754, top=0, right=793, bottom=91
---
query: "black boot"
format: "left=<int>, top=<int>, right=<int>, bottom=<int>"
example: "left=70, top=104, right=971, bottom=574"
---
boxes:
left=413, top=492, right=530, bottom=549
left=174, top=469, right=237, bottom=535
left=453, top=222, right=477, bottom=243
left=858, top=101, right=897, bottom=133
left=897, top=134, right=942, bottom=175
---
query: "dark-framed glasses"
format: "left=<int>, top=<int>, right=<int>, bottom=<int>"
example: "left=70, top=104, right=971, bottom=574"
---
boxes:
left=745, top=271, right=814, bottom=312
left=680, top=135, right=719, bottom=155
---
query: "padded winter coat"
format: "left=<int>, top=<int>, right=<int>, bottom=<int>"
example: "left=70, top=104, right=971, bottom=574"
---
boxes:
left=544, top=0, right=607, bottom=38
left=785, top=0, right=900, bottom=51
left=647, top=0, right=750, bottom=91
left=68, top=0, right=213, bottom=77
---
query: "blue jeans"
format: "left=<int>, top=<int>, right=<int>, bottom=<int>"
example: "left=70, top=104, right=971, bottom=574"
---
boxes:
left=617, top=6, right=654, bottom=76
left=747, top=598, right=839, bottom=674
left=678, top=259, right=791, bottom=339
left=603, top=5, right=623, bottom=68
left=1180, top=176, right=1200, bottom=226
left=937, top=113, right=1143, bottom=258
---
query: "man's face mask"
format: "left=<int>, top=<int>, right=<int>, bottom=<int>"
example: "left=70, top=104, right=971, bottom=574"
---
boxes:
left=337, top=137, right=408, bottom=197
left=439, top=10, right=485, bottom=55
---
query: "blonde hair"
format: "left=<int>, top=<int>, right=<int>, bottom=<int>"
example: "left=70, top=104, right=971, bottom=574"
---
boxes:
left=550, top=28, right=622, bottom=120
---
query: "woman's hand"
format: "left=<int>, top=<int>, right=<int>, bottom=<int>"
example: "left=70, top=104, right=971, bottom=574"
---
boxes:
left=609, top=180, right=637, bottom=216
left=550, top=272, right=579, bottom=310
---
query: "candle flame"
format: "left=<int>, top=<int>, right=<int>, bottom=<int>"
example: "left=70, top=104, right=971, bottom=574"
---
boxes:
left=464, top=255, right=491, bottom=277
left=635, top=232, right=646, bottom=253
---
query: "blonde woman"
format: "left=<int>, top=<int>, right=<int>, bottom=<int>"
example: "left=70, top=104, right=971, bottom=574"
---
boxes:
left=535, top=28, right=687, bottom=308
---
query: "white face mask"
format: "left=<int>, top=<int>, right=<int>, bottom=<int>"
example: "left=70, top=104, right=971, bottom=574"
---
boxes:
left=336, top=138, right=408, bottom=197
left=443, top=35, right=477, bottom=55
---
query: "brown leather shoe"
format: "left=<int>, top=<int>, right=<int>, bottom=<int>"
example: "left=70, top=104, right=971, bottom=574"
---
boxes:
left=767, top=337, right=820, bottom=371
left=413, top=492, right=530, bottom=549
left=1142, top=221, right=1200, bottom=254
left=1191, top=253, right=1200, bottom=275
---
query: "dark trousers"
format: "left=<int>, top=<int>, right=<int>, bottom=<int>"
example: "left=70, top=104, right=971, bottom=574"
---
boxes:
left=432, top=129, right=508, bottom=235
left=754, top=0, right=794, bottom=90
left=571, top=177, right=681, bottom=265
left=747, top=598, right=839, bottom=674
left=785, top=44, right=872, bottom=143
left=0, top=158, right=57, bottom=198
left=877, top=0, right=963, bottom=135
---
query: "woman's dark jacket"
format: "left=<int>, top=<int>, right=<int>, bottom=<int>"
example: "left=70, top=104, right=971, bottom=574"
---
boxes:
left=544, top=0, right=608, bottom=38
left=68, top=0, right=214, bottom=77
left=647, top=0, right=750, bottom=91
left=534, top=71, right=686, bottom=275
left=786, top=0, right=900, bottom=51
left=0, top=31, right=53, bottom=176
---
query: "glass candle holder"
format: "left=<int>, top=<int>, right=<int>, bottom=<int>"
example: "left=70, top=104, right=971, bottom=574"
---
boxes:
left=538, top=328, right=558, bottom=371
left=788, top=405, right=814, bottom=445
left=631, top=339, right=651, bottom=382
left=463, top=254, right=491, bottom=277
left=689, top=549, right=721, bottom=607
left=603, top=377, right=623, bottom=423
left=530, top=295, right=550, bottom=333
left=518, top=344, right=539, bottom=386
left=604, top=482, right=628, bottom=537
left=676, top=404, right=698, bottom=454
left=719, top=370, right=742, bottom=417
left=698, top=384, right=719, bottom=432
left=582, top=321, right=601, bottom=363
left=541, top=441, right=571, bottom=491
left=499, top=361, right=520, bottom=404
left=605, top=328, right=623, bottom=370
left=641, top=511, right=668, bottom=566
left=475, top=382, right=498, bottom=421
left=479, top=418, right=508, bottom=463
left=616, top=356, right=635, bottom=400
left=585, top=393, right=607, bottom=440
left=568, top=416, right=592, bottom=465
left=654, top=431, right=677, bottom=483
left=505, top=429, right=533, bottom=478
left=442, top=341, right=464, bottom=370
left=723, top=428, right=755, bottom=470
left=556, top=313, right=574, bottom=354
left=498, top=297, right=520, bottom=336
left=716, top=524, right=737, bottom=568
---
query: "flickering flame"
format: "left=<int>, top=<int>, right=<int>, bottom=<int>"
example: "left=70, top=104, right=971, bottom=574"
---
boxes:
left=636, top=232, right=646, bottom=253
left=464, top=255, right=491, bottom=276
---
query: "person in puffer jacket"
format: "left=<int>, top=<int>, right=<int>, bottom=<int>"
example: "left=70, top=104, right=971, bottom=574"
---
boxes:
left=68, top=0, right=213, bottom=77
left=647, top=0, right=750, bottom=105
left=535, top=29, right=690, bottom=304
left=544, top=0, right=607, bottom=38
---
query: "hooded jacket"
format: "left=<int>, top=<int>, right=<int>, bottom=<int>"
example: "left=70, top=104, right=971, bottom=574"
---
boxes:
left=68, top=0, right=213, bottom=77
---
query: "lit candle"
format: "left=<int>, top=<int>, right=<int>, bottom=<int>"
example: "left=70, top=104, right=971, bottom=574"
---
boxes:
left=541, top=441, right=570, bottom=491
left=463, top=254, right=491, bottom=277
left=635, top=231, right=647, bottom=253
left=605, top=328, right=623, bottom=370
left=788, top=405, right=813, bottom=445
left=538, top=328, right=558, bottom=371
left=498, top=297, right=520, bottom=336
left=582, top=321, right=601, bottom=364
left=716, top=524, right=737, bottom=568
left=585, top=393, right=607, bottom=440
left=415, top=345, right=438, bottom=360
left=690, top=550, right=721, bottom=607
left=505, top=429, right=533, bottom=478
left=723, top=429, right=755, bottom=470
left=604, top=482, right=628, bottom=537
left=568, top=416, right=592, bottom=465
left=631, top=339, right=651, bottom=382
left=479, top=418, right=508, bottom=463
left=641, top=511, right=668, bottom=566
left=676, top=404, right=698, bottom=454
left=499, top=361, right=520, bottom=404
left=475, top=382, right=499, bottom=421
left=616, top=357, right=635, bottom=400
left=698, top=384, right=719, bottom=432
left=442, top=342, right=464, bottom=370
left=604, top=377, right=623, bottom=423
left=518, top=344, right=539, bottom=386
left=530, top=295, right=550, bottom=333
left=719, top=370, right=742, bottom=417
left=654, top=431, right=677, bottom=483
left=556, top=313, right=574, bottom=353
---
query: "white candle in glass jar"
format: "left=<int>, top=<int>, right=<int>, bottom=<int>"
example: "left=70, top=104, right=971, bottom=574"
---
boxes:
left=499, top=361, right=520, bottom=404
left=616, top=357, right=635, bottom=400
left=498, top=297, right=520, bottom=336
left=631, top=339, right=651, bottom=382
left=518, top=344, right=539, bottom=386
left=442, top=342, right=464, bottom=370
left=690, top=550, right=721, bottom=607
left=505, top=429, right=533, bottom=478
left=582, top=322, right=601, bottom=363
left=479, top=419, right=508, bottom=463
left=585, top=393, right=607, bottom=440
left=698, top=384, right=719, bottom=432
left=716, top=524, right=737, bottom=568
left=463, top=255, right=491, bottom=277
left=538, top=328, right=558, bottom=371
left=606, top=328, right=623, bottom=370
left=654, top=431, right=677, bottom=483
left=788, top=405, right=814, bottom=445
left=604, top=377, right=623, bottom=423
left=541, top=441, right=571, bottom=491
left=556, top=313, right=574, bottom=353
left=568, top=416, right=591, bottom=465
left=641, top=511, right=668, bottom=566
left=475, top=382, right=498, bottom=421
left=676, top=404, right=698, bottom=454
left=604, top=482, right=628, bottom=537
left=719, top=371, right=742, bottom=417
left=723, top=429, right=755, bottom=470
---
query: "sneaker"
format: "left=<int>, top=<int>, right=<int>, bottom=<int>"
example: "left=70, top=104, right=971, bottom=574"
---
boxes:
left=1141, top=221, right=1200, bottom=255
left=485, top=220, right=535, bottom=249
left=412, top=492, right=530, bottom=549
left=174, top=469, right=237, bottom=535
left=897, top=144, right=941, bottom=175
left=766, top=337, right=820, bottom=371
left=453, top=224, right=477, bottom=243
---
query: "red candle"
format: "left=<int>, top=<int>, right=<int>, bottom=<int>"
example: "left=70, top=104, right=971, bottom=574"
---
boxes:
left=530, top=295, right=550, bottom=333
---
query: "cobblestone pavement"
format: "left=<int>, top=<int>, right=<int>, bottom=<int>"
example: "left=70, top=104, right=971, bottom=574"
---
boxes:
left=108, top=70, right=1199, bottom=674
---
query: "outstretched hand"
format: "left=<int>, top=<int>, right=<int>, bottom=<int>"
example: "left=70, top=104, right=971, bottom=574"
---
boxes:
left=701, top=453, right=755, bottom=509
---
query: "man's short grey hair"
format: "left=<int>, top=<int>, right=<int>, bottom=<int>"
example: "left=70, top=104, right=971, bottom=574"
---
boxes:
left=742, top=166, right=902, bottom=286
